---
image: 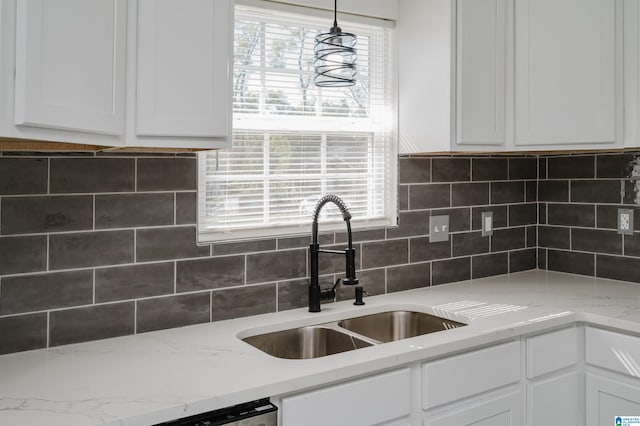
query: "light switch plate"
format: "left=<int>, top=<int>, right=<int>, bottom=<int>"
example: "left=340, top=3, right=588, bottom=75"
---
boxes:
left=481, top=211, right=493, bottom=237
left=429, top=215, right=449, bottom=243
left=618, top=208, right=634, bottom=235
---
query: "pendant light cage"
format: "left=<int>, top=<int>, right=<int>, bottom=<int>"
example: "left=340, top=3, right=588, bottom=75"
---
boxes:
left=314, top=0, right=357, bottom=87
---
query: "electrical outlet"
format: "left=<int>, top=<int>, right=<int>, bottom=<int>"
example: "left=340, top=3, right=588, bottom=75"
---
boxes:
left=481, top=211, right=493, bottom=237
left=618, top=208, right=634, bottom=235
left=429, top=215, right=449, bottom=243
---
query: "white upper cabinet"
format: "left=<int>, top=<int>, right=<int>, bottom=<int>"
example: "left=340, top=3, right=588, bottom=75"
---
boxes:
left=14, top=0, right=127, bottom=136
left=624, top=0, right=640, bottom=147
left=514, top=0, right=622, bottom=148
left=456, top=0, right=507, bottom=148
left=134, top=0, right=231, bottom=143
left=398, top=0, right=623, bottom=153
left=0, top=0, right=233, bottom=150
left=398, top=0, right=508, bottom=153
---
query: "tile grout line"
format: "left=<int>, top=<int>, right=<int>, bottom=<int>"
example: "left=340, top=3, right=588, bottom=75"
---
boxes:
left=46, top=312, right=50, bottom=348
left=134, top=300, right=137, bottom=335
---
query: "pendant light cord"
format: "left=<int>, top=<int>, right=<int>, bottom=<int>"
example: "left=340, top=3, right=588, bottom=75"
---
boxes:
left=333, top=0, right=338, bottom=28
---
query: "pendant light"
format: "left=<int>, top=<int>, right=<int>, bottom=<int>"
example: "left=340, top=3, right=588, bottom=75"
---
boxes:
left=313, top=0, right=357, bottom=87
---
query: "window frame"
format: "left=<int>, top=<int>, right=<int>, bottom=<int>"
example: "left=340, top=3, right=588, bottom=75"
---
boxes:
left=197, top=1, right=397, bottom=243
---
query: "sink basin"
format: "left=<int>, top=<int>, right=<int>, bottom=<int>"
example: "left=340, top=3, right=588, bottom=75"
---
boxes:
left=241, top=310, right=466, bottom=359
left=242, top=326, right=373, bottom=360
left=338, top=311, right=466, bottom=343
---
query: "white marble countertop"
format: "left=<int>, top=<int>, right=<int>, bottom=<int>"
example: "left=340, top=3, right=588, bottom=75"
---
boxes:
left=1, top=270, right=640, bottom=426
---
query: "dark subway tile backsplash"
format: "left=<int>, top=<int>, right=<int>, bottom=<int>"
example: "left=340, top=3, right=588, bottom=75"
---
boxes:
left=547, top=250, right=595, bottom=276
left=538, top=180, right=569, bottom=202
left=176, top=192, right=197, bottom=225
left=95, top=262, right=175, bottom=302
left=432, top=158, right=470, bottom=182
left=137, top=158, right=197, bottom=191
left=176, top=256, right=245, bottom=292
left=472, top=252, right=508, bottom=279
left=509, top=203, right=537, bottom=226
left=571, top=228, right=622, bottom=255
left=547, top=155, right=595, bottom=179
left=95, top=193, right=174, bottom=229
left=509, top=158, right=538, bottom=180
left=491, top=181, right=525, bottom=204
left=49, top=302, right=135, bottom=347
left=432, top=257, right=471, bottom=285
left=361, top=239, right=409, bottom=269
left=0, top=235, right=47, bottom=275
left=136, top=226, right=209, bottom=262
left=0, top=313, right=47, bottom=355
left=452, top=232, right=489, bottom=257
left=387, top=262, right=430, bottom=292
left=409, top=183, right=450, bottom=209
left=50, top=230, right=135, bottom=269
left=571, top=180, right=621, bottom=204
left=452, top=182, right=489, bottom=207
left=596, top=153, right=636, bottom=178
left=3, top=151, right=640, bottom=355
left=212, top=284, right=277, bottom=322
left=399, top=157, right=431, bottom=184
left=0, top=270, right=93, bottom=315
left=246, top=249, right=307, bottom=284
left=136, top=293, right=210, bottom=333
left=0, top=158, right=48, bottom=195
left=472, top=158, right=508, bottom=181
left=50, top=158, right=135, bottom=193
left=547, top=204, right=595, bottom=227
left=509, top=249, right=537, bottom=273
left=1, top=195, right=93, bottom=235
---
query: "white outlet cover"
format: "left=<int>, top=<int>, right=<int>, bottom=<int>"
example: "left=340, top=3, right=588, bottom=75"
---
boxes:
left=618, top=208, right=634, bottom=236
left=429, top=215, right=450, bottom=243
left=481, top=211, right=493, bottom=237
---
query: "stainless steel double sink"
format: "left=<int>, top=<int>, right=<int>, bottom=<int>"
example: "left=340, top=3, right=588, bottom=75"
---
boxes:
left=242, top=311, right=466, bottom=360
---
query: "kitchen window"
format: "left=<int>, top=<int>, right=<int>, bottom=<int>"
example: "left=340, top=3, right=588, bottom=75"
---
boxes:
left=198, top=1, right=396, bottom=243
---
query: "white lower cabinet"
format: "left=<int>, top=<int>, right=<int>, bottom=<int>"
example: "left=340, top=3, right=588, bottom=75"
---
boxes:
left=421, top=341, right=522, bottom=425
left=280, top=368, right=411, bottom=426
left=525, top=327, right=581, bottom=426
left=421, top=341, right=521, bottom=410
left=277, top=326, right=640, bottom=425
left=586, top=374, right=640, bottom=426
left=528, top=373, right=581, bottom=426
left=424, top=392, right=522, bottom=426
left=585, top=327, right=640, bottom=426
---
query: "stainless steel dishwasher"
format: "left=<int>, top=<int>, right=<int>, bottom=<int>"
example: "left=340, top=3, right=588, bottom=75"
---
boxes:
left=154, top=398, right=277, bottom=426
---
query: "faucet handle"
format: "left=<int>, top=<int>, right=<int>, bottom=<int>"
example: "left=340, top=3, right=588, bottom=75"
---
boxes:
left=319, top=279, right=341, bottom=302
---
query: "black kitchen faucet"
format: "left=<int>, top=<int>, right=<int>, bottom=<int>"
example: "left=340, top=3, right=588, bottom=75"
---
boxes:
left=308, top=194, right=364, bottom=312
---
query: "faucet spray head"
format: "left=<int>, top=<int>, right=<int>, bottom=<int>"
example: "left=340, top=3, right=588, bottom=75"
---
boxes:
left=312, top=194, right=352, bottom=223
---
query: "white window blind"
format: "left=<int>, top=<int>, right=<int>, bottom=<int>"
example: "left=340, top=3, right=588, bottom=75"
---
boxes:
left=198, top=2, right=397, bottom=243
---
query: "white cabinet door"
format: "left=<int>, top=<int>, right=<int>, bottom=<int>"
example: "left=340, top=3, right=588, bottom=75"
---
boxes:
left=135, top=0, right=231, bottom=142
left=14, top=0, right=126, bottom=136
left=397, top=0, right=507, bottom=153
left=422, top=340, right=521, bottom=410
left=514, top=0, right=622, bottom=148
left=397, top=0, right=453, bottom=153
left=424, top=392, right=522, bottom=426
left=281, top=368, right=411, bottom=426
left=528, top=373, right=581, bottom=426
left=455, top=0, right=506, bottom=148
left=526, top=327, right=578, bottom=379
left=586, top=374, right=640, bottom=426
